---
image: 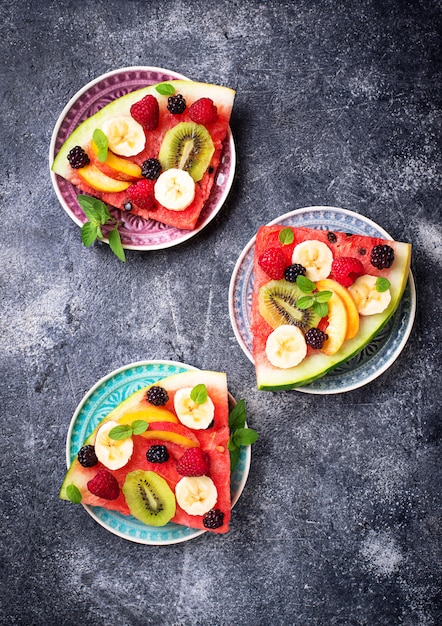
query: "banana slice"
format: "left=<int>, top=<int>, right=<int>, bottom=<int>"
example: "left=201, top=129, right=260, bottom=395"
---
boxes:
left=291, top=240, right=333, bottom=282
left=175, top=476, right=218, bottom=516
left=265, top=325, right=307, bottom=368
left=154, top=168, right=196, bottom=211
left=94, top=420, right=134, bottom=470
left=100, top=116, right=145, bottom=157
left=173, top=387, right=215, bottom=430
left=348, top=275, right=391, bottom=315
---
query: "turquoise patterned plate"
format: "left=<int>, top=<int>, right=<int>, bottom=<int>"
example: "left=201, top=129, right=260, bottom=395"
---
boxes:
left=66, top=360, right=251, bottom=544
left=228, top=206, right=416, bottom=394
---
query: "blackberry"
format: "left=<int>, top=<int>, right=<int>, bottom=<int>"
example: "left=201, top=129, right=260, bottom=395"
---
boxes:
left=146, top=385, right=169, bottom=406
left=284, top=263, right=306, bottom=282
left=146, top=445, right=169, bottom=464
left=370, top=244, right=395, bottom=269
left=203, top=508, right=225, bottom=529
left=141, top=158, right=161, bottom=180
left=77, top=445, right=98, bottom=468
left=305, top=328, right=328, bottom=350
left=67, top=146, right=90, bottom=169
left=327, top=232, right=337, bottom=243
left=123, top=201, right=133, bottom=211
left=167, top=94, right=186, bottom=114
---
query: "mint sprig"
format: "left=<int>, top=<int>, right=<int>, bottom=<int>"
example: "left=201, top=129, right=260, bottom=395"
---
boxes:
left=66, top=484, right=82, bottom=504
left=155, top=83, right=175, bottom=96
left=109, top=420, right=148, bottom=440
left=190, top=384, right=208, bottom=404
left=77, top=195, right=126, bottom=262
left=376, top=277, right=390, bottom=292
left=228, top=399, right=259, bottom=471
left=92, top=128, right=109, bottom=162
left=279, top=227, right=294, bottom=246
left=296, top=275, right=332, bottom=317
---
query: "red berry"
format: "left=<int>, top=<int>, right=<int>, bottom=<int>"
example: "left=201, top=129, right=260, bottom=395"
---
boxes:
left=188, top=98, right=218, bottom=125
left=87, top=470, right=120, bottom=500
left=130, top=95, right=159, bottom=130
left=332, top=257, right=364, bottom=286
left=126, top=179, right=156, bottom=211
left=258, top=247, right=286, bottom=279
left=176, top=448, right=210, bottom=477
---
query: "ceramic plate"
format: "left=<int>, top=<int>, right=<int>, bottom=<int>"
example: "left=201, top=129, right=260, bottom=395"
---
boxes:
left=229, top=206, right=416, bottom=394
left=65, top=360, right=251, bottom=544
left=49, top=66, right=236, bottom=250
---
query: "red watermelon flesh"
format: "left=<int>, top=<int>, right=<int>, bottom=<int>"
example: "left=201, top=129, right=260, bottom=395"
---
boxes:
left=252, top=225, right=412, bottom=391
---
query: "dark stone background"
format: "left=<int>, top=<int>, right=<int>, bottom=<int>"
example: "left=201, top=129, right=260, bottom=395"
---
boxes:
left=1, top=1, right=441, bottom=624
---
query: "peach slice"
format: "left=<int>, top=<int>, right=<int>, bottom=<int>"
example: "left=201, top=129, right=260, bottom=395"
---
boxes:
left=118, top=407, right=179, bottom=425
left=318, top=289, right=348, bottom=356
left=139, top=430, right=199, bottom=448
left=90, top=141, right=142, bottom=182
left=77, top=163, right=131, bottom=193
left=316, top=278, right=360, bottom=340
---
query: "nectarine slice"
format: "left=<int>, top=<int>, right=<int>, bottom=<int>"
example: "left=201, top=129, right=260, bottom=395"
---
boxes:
left=316, top=278, right=359, bottom=339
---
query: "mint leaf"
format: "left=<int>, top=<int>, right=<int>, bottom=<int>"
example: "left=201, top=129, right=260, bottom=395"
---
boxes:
left=315, top=290, right=333, bottom=303
left=376, top=277, right=391, bottom=292
left=297, top=275, right=315, bottom=293
left=76, top=196, right=125, bottom=262
left=108, top=227, right=126, bottom=263
left=156, top=83, right=175, bottom=96
left=190, top=384, right=208, bottom=404
left=109, top=424, right=132, bottom=440
left=66, top=484, right=82, bottom=504
left=313, top=301, right=329, bottom=317
left=233, top=427, right=259, bottom=447
left=297, top=295, right=314, bottom=309
left=93, top=128, right=108, bottom=162
left=228, top=399, right=247, bottom=431
left=132, top=420, right=148, bottom=435
left=81, top=221, right=99, bottom=247
left=279, top=227, right=294, bottom=246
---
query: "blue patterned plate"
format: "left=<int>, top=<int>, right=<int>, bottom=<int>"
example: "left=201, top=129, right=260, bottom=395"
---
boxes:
left=66, top=360, right=251, bottom=544
left=228, top=206, right=416, bottom=394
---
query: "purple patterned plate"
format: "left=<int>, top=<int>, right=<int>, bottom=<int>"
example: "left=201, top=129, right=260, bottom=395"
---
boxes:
left=49, top=66, right=236, bottom=250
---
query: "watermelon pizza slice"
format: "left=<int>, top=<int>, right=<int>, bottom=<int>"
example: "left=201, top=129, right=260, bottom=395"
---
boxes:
left=51, top=79, right=235, bottom=231
left=251, top=225, right=412, bottom=391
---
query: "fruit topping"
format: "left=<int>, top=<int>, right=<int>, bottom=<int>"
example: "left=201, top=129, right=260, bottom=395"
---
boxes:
left=265, top=325, right=307, bottom=368
left=284, top=263, right=306, bottom=282
left=158, top=122, right=215, bottom=182
left=331, top=256, right=364, bottom=286
left=100, top=116, right=145, bottom=157
left=95, top=420, right=134, bottom=470
left=175, top=475, right=218, bottom=516
left=167, top=93, right=186, bottom=114
left=370, top=244, right=395, bottom=269
left=146, top=445, right=170, bottom=464
left=349, top=275, right=392, bottom=315
left=315, top=278, right=360, bottom=340
left=258, top=280, right=321, bottom=332
left=122, top=470, right=176, bottom=526
left=176, top=448, right=210, bottom=477
left=203, top=508, right=225, bottom=529
left=130, top=94, right=159, bottom=130
left=305, top=328, right=329, bottom=350
left=87, top=469, right=120, bottom=500
left=77, top=445, right=98, bottom=468
left=154, top=169, right=195, bottom=211
left=258, top=247, right=286, bottom=280
left=188, top=97, right=218, bottom=125
left=327, top=232, right=338, bottom=243
left=291, top=240, right=333, bottom=282
left=141, top=157, right=162, bottom=180
left=146, top=385, right=169, bottom=406
left=126, top=178, right=156, bottom=211
left=319, top=291, right=348, bottom=355
left=174, top=386, right=215, bottom=430
left=67, top=146, right=90, bottom=169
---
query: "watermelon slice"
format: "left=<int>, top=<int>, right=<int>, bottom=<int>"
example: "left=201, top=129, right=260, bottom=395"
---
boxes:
left=251, top=226, right=412, bottom=391
left=51, top=80, right=235, bottom=231
left=59, top=370, right=234, bottom=534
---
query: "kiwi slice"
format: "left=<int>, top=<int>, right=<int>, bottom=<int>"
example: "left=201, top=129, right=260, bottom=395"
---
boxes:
left=158, top=122, right=215, bottom=182
left=122, top=470, right=176, bottom=527
left=258, top=280, right=321, bottom=331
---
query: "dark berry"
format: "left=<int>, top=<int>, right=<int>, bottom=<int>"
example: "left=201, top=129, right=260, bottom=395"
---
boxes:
left=77, top=445, right=98, bottom=468
left=167, top=94, right=186, bottom=114
left=146, top=385, right=169, bottom=406
left=141, top=158, right=162, bottom=180
left=370, top=244, right=395, bottom=269
left=67, top=146, right=90, bottom=169
left=305, top=328, right=328, bottom=350
left=123, top=201, right=133, bottom=211
left=327, top=232, right=337, bottom=243
left=284, top=263, right=306, bottom=282
left=146, top=445, right=169, bottom=464
left=203, top=508, right=225, bottom=529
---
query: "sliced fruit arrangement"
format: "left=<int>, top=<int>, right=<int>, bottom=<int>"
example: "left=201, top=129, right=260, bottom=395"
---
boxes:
left=251, top=225, right=412, bottom=391
left=51, top=80, right=235, bottom=231
left=60, top=370, right=257, bottom=535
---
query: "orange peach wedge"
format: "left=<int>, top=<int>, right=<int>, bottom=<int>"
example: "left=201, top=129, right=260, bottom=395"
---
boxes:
left=77, top=163, right=131, bottom=193
left=90, top=141, right=142, bottom=182
left=316, top=278, right=360, bottom=340
left=317, top=288, right=347, bottom=356
left=118, top=407, right=179, bottom=425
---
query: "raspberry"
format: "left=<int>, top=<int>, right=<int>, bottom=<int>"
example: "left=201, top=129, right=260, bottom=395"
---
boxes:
left=130, top=95, right=159, bottom=130
left=67, top=146, right=90, bottom=169
left=188, top=98, right=218, bottom=125
left=126, top=179, right=155, bottom=211
left=331, top=257, right=364, bottom=286
left=370, top=244, right=395, bottom=269
left=141, top=158, right=161, bottom=180
left=203, top=508, right=225, bottom=529
left=87, top=470, right=119, bottom=500
left=284, top=263, right=306, bottom=282
left=77, top=445, right=98, bottom=468
left=167, top=94, right=186, bottom=114
left=305, top=328, right=328, bottom=350
left=146, top=386, right=169, bottom=406
left=258, top=247, right=286, bottom=280
left=146, top=445, right=169, bottom=464
left=176, top=448, right=210, bottom=477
